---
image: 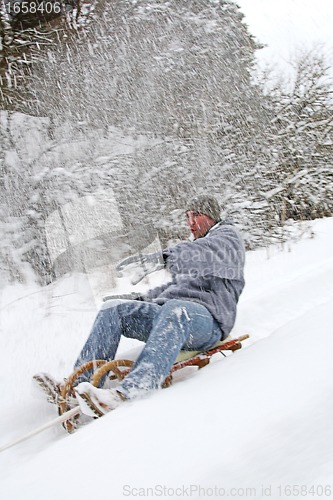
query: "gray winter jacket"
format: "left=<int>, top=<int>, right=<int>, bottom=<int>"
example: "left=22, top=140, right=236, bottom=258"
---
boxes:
left=145, top=220, right=245, bottom=339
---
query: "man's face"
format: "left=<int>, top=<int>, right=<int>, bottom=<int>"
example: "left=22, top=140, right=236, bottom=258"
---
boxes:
left=186, top=211, right=217, bottom=240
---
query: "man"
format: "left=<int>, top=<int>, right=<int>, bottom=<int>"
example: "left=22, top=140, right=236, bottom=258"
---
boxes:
left=36, top=195, right=245, bottom=418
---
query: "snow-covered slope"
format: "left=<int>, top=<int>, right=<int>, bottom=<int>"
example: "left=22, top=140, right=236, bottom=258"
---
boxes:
left=1, top=219, right=333, bottom=500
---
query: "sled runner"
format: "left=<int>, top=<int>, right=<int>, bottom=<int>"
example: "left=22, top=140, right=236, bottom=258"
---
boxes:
left=0, top=334, right=249, bottom=452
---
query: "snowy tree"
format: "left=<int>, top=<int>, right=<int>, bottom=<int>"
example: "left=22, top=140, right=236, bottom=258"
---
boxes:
left=266, top=48, right=333, bottom=224
left=5, top=2, right=332, bottom=280
left=0, top=110, right=58, bottom=281
left=22, top=0, right=268, bottom=246
left=0, top=0, right=100, bottom=110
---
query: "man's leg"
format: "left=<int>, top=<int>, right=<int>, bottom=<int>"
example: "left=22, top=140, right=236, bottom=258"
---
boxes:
left=33, top=299, right=162, bottom=404
left=74, top=299, right=161, bottom=382
left=75, top=299, right=222, bottom=415
left=118, top=299, right=222, bottom=399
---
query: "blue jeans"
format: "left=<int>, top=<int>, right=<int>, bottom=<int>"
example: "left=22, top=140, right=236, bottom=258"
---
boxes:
left=74, top=299, right=222, bottom=399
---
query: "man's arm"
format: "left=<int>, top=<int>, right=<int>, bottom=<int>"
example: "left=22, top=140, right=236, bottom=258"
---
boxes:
left=163, top=225, right=245, bottom=281
left=102, top=292, right=145, bottom=302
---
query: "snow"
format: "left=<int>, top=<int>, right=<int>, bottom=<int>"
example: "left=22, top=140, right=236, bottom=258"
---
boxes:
left=1, top=218, right=333, bottom=499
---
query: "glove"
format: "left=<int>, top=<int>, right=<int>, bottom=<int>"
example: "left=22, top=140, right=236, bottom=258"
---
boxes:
left=116, top=252, right=166, bottom=285
left=103, top=292, right=145, bottom=302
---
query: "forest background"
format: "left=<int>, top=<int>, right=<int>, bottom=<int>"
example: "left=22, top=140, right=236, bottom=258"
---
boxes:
left=1, top=0, right=333, bottom=285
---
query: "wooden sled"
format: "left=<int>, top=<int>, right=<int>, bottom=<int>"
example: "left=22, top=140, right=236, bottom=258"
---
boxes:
left=0, top=334, right=250, bottom=450
left=59, top=334, right=249, bottom=433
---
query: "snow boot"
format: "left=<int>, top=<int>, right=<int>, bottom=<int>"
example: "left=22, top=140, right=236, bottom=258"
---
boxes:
left=33, top=372, right=63, bottom=405
left=75, top=382, right=126, bottom=417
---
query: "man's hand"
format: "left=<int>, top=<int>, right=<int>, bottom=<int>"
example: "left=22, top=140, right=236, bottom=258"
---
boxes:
left=116, top=252, right=165, bottom=285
